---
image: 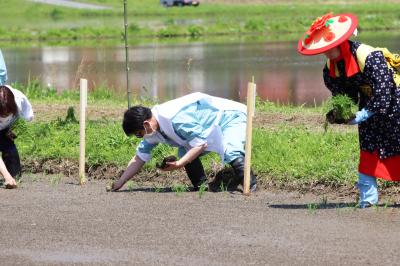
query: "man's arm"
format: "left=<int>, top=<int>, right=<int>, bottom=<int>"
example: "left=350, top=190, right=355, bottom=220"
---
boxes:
left=163, top=143, right=207, bottom=171
left=111, top=155, right=145, bottom=191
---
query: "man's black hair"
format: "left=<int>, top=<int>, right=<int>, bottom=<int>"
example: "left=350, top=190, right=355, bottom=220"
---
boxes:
left=122, top=106, right=152, bottom=136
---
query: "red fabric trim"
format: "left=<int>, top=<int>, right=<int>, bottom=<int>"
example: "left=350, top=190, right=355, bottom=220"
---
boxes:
left=329, top=54, right=342, bottom=78
left=329, top=41, right=360, bottom=78
left=359, top=150, right=400, bottom=181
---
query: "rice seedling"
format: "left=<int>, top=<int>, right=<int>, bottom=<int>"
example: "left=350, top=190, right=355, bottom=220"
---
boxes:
left=48, top=174, right=62, bottom=186
left=126, top=180, right=136, bottom=192
left=198, top=182, right=207, bottom=199
left=172, top=183, right=188, bottom=196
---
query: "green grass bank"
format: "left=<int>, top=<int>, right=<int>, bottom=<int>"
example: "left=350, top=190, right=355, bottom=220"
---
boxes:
left=1, top=0, right=400, bottom=46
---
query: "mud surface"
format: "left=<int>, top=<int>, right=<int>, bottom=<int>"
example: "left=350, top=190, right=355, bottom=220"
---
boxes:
left=0, top=175, right=400, bottom=266
left=33, top=103, right=327, bottom=129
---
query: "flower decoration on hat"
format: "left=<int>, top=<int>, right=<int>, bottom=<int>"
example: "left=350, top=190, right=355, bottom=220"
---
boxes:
left=304, top=13, right=335, bottom=45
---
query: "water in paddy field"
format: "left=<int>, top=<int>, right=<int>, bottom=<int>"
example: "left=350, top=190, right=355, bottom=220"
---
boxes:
left=4, top=34, right=400, bottom=105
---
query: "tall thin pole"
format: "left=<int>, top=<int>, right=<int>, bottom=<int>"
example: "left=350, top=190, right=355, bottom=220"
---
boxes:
left=243, top=77, right=256, bottom=195
left=79, top=79, right=88, bottom=185
left=124, top=0, right=131, bottom=108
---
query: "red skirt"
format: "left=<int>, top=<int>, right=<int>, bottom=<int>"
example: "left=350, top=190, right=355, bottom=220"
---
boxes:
left=359, top=150, right=400, bottom=181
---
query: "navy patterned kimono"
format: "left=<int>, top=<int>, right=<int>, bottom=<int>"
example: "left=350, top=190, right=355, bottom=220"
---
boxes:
left=323, top=40, right=400, bottom=160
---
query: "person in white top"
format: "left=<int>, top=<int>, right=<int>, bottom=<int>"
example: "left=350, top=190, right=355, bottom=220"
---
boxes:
left=0, top=84, right=33, bottom=188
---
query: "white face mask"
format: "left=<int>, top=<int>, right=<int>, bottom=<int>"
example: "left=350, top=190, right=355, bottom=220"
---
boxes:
left=143, top=122, right=165, bottom=144
left=144, top=130, right=165, bottom=144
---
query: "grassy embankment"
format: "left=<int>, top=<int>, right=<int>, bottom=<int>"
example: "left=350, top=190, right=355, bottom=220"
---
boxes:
left=1, top=0, right=400, bottom=46
left=11, top=82, right=363, bottom=189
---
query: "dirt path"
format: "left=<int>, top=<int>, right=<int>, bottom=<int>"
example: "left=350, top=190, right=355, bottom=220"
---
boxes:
left=0, top=176, right=399, bottom=265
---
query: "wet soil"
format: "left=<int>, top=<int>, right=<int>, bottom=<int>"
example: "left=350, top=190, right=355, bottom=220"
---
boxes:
left=0, top=175, right=400, bottom=266
left=33, top=103, right=326, bottom=129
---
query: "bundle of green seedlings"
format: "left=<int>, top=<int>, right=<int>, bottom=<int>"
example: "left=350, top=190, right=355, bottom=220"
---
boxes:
left=324, top=94, right=358, bottom=131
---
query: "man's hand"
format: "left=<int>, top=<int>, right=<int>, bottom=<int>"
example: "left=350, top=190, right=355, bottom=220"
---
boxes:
left=161, top=160, right=184, bottom=171
left=106, top=155, right=145, bottom=192
left=156, top=155, right=177, bottom=169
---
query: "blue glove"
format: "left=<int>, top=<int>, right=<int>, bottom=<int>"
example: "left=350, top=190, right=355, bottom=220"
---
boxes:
left=348, top=108, right=374, bottom=125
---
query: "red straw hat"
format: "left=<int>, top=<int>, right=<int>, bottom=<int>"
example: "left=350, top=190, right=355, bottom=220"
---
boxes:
left=298, top=13, right=358, bottom=55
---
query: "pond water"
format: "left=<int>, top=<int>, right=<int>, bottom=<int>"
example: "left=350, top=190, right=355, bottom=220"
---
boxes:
left=3, top=34, right=400, bottom=105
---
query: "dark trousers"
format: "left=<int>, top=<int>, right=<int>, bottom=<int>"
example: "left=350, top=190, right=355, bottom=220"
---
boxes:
left=0, top=128, right=21, bottom=178
left=184, top=157, right=206, bottom=190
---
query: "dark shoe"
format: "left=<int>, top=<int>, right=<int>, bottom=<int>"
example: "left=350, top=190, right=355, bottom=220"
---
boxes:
left=184, top=157, right=207, bottom=190
left=208, top=158, right=257, bottom=192
left=229, top=157, right=257, bottom=192
left=359, top=201, right=373, bottom=209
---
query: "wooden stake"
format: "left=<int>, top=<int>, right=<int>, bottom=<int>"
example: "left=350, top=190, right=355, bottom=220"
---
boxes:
left=243, top=78, right=256, bottom=195
left=79, top=79, right=88, bottom=185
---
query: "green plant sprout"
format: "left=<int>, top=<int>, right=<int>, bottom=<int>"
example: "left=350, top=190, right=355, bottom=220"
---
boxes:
left=126, top=180, right=135, bottom=192
left=153, top=185, right=164, bottom=193
left=307, top=203, right=318, bottom=214
left=198, top=182, right=207, bottom=199
left=172, top=183, right=188, bottom=196
left=219, top=182, right=227, bottom=193
left=48, top=174, right=62, bottom=186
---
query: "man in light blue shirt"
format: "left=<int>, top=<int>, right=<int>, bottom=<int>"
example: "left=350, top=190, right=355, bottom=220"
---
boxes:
left=111, top=92, right=257, bottom=192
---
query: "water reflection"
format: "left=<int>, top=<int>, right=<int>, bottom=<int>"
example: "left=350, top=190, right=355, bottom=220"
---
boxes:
left=3, top=37, right=395, bottom=105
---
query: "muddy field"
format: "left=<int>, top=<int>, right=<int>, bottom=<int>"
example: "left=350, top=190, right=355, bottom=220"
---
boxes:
left=1, top=175, right=400, bottom=265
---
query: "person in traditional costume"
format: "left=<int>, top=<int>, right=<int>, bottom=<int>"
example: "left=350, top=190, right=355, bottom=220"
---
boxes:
left=298, top=13, right=400, bottom=207
left=110, top=92, right=257, bottom=192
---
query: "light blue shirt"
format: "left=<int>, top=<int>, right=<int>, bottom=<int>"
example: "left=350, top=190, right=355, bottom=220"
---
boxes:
left=0, top=50, right=7, bottom=85
left=137, top=101, right=244, bottom=160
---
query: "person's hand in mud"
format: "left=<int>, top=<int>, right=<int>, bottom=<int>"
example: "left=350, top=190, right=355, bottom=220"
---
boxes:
left=4, top=175, right=17, bottom=189
left=0, top=157, right=17, bottom=189
left=106, top=181, right=117, bottom=192
left=106, top=155, right=145, bottom=192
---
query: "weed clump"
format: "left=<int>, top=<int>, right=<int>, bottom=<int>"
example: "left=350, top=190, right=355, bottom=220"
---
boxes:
left=57, top=106, right=78, bottom=126
left=324, top=94, right=358, bottom=130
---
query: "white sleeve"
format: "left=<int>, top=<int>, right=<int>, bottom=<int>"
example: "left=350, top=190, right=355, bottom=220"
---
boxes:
left=20, top=95, right=34, bottom=121
left=9, top=87, right=34, bottom=121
